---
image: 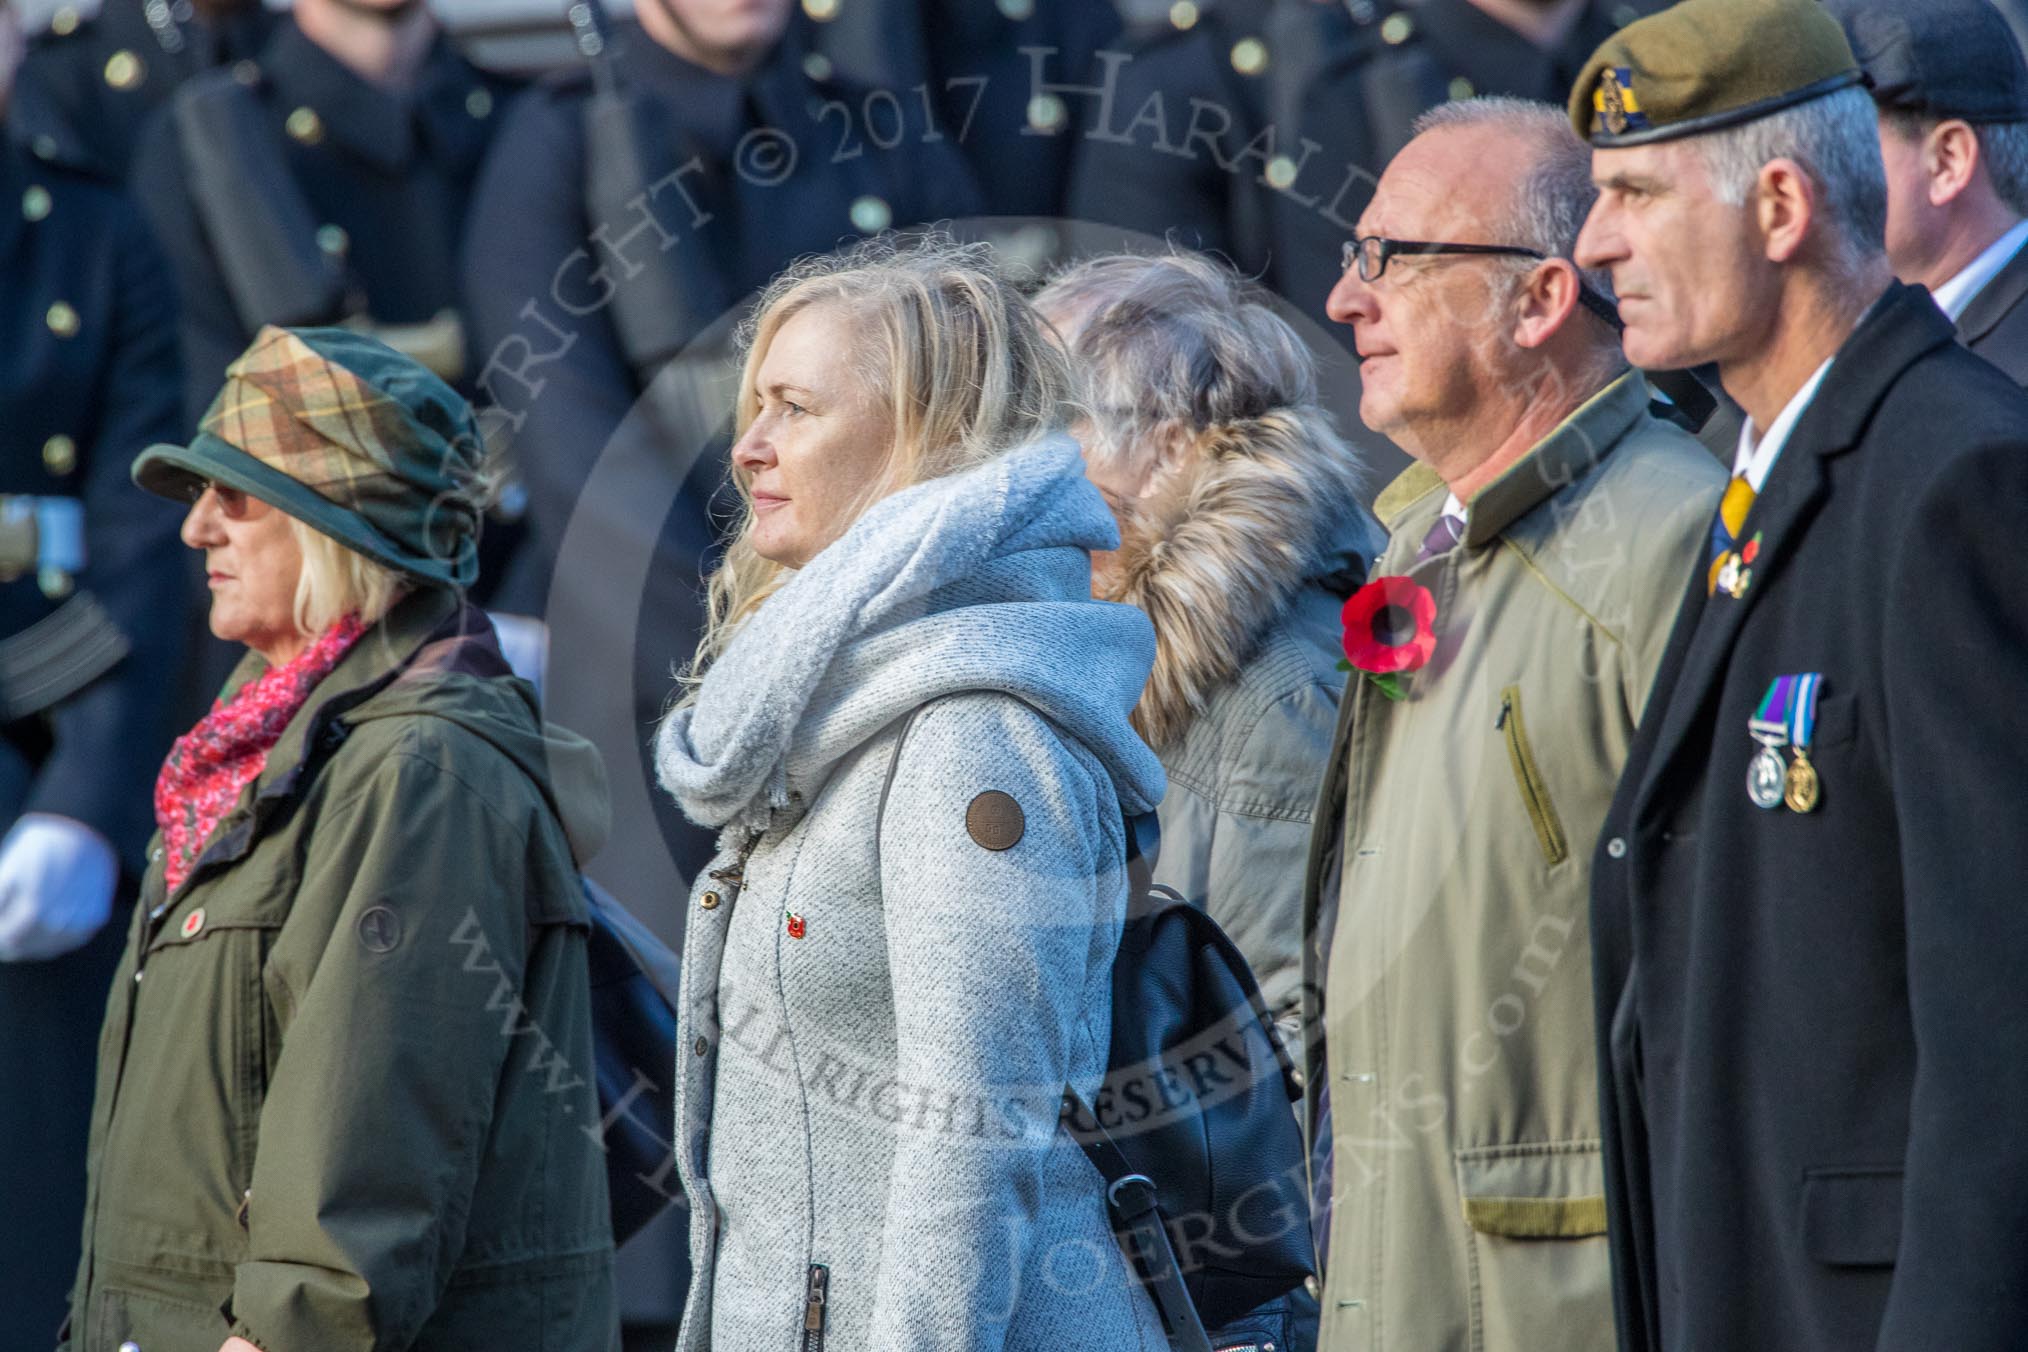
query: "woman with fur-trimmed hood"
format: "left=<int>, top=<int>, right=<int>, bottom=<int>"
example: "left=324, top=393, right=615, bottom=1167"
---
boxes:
left=1038, top=253, right=1384, bottom=1048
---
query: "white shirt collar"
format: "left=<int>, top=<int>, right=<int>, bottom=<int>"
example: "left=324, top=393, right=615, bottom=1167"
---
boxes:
left=1441, top=491, right=1466, bottom=523
left=1930, top=218, right=2028, bottom=322
left=1732, top=358, right=1834, bottom=493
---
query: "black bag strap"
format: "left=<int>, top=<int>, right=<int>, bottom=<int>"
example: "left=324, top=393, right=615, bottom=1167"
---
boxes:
left=874, top=701, right=1213, bottom=1352
left=172, top=74, right=347, bottom=333
left=1063, top=1087, right=1215, bottom=1352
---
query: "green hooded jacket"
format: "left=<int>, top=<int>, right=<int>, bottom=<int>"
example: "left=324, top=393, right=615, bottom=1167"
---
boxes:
left=63, top=589, right=618, bottom=1352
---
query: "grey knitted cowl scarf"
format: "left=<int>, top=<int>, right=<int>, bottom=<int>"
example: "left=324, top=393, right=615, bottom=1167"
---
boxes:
left=653, top=435, right=1168, bottom=835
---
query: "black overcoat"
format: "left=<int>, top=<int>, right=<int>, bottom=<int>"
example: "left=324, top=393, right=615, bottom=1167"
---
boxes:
left=1592, top=282, right=2028, bottom=1352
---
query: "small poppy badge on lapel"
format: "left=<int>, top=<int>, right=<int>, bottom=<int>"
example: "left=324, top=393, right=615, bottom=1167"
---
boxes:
left=786, top=913, right=806, bottom=940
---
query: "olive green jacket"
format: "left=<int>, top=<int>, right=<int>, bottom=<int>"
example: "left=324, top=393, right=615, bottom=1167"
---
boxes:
left=63, top=590, right=618, bottom=1352
left=1299, top=373, right=1724, bottom=1351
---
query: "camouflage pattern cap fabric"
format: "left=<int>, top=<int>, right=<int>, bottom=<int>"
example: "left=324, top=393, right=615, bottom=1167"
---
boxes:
left=1569, top=0, right=1865, bottom=148
left=133, top=325, right=485, bottom=589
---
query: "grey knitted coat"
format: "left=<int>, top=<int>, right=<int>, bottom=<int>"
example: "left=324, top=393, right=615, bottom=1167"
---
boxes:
left=655, top=439, right=1170, bottom=1351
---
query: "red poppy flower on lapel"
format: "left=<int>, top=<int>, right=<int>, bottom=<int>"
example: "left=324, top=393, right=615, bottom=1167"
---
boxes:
left=1340, top=577, right=1438, bottom=700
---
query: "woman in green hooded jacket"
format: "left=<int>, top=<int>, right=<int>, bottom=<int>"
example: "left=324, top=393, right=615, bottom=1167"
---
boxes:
left=60, top=325, right=617, bottom=1352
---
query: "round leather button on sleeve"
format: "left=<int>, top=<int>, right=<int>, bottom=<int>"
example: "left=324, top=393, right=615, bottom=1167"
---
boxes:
left=966, top=791, right=1025, bottom=851
left=693, top=1037, right=709, bottom=1056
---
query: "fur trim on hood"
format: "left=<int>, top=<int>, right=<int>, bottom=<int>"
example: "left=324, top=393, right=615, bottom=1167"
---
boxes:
left=1108, top=415, right=1372, bottom=751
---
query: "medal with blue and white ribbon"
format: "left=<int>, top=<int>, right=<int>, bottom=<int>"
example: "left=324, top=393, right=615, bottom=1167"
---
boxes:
left=1747, top=676, right=1796, bottom=810
left=1783, top=673, right=1823, bottom=813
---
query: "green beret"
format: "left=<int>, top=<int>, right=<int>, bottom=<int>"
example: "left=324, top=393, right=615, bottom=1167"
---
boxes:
left=1569, top=0, right=1865, bottom=148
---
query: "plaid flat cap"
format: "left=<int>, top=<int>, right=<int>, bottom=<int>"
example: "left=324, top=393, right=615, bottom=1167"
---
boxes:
left=133, top=325, right=486, bottom=589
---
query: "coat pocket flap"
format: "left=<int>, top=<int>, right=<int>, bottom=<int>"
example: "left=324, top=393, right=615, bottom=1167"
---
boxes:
left=1800, top=1166, right=1902, bottom=1266
left=1456, top=1143, right=1608, bottom=1238
left=147, top=877, right=292, bottom=952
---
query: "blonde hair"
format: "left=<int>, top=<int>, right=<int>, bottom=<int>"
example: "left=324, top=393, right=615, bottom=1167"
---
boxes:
left=687, top=234, right=1075, bottom=685
left=287, top=516, right=408, bottom=635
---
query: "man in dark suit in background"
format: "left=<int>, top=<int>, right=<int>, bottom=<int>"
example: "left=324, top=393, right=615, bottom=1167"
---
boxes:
left=1572, top=0, right=2028, bottom=1349
left=1831, top=0, right=2028, bottom=383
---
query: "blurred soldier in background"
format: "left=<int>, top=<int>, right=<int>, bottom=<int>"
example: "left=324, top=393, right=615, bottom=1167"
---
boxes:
left=127, top=0, right=524, bottom=581
left=0, top=0, right=190, bottom=1337
left=12, top=0, right=273, bottom=180
left=1830, top=0, right=2028, bottom=382
left=1278, top=0, right=1669, bottom=323
left=1070, top=0, right=1670, bottom=339
left=1067, top=0, right=1340, bottom=310
left=811, top=0, right=1120, bottom=218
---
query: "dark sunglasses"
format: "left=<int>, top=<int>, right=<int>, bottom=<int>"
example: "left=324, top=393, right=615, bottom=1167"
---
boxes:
left=1342, top=236, right=1623, bottom=331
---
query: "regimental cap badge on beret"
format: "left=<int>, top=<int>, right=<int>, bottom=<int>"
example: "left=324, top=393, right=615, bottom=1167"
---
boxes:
left=1596, top=67, right=1647, bottom=136
left=1570, top=0, right=1864, bottom=148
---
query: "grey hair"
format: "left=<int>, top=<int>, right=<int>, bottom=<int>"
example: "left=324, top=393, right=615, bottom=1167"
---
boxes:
left=1697, top=86, right=1888, bottom=273
left=1033, top=252, right=1362, bottom=493
left=1410, top=95, right=1618, bottom=305
left=1883, top=108, right=2028, bottom=218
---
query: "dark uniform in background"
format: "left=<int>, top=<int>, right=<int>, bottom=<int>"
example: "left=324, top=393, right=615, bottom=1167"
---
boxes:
left=1276, top=0, right=1664, bottom=327
left=0, top=102, right=189, bottom=1344
left=131, top=15, right=517, bottom=425
left=1070, top=0, right=1665, bottom=338
left=1066, top=0, right=1335, bottom=296
left=13, top=0, right=273, bottom=179
left=811, top=0, right=1119, bottom=219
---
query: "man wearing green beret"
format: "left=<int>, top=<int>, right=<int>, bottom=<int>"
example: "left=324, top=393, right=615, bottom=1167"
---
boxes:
left=1568, top=1, right=2028, bottom=1349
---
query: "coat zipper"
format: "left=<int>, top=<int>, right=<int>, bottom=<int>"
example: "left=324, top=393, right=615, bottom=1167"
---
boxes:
left=1499, top=686, right=1568, bottom=866
left=802, top=1263, right=829, bottom=1350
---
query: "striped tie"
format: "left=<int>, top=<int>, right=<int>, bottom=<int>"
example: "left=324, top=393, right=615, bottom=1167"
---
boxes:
left=1707, top=475, right=1756, bottom=595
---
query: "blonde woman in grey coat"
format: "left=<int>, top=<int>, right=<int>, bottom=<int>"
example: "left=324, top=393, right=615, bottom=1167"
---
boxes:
left=1036, top=254, right=1383, bottom=1049
left=653, top=239, right=1169, bottom=1350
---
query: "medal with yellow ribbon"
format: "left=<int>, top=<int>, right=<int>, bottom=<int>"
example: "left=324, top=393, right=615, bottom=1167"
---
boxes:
left=1783, top=673, right=1823, bottom=814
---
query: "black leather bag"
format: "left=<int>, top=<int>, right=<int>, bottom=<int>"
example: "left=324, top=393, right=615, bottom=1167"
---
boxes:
left=1062, top=811, right=1315, bottom=1343
left=582, top=878, right=683, bottom=1246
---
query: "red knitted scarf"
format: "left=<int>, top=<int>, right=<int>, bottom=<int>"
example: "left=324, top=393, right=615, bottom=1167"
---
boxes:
left=155, top=615, right=366, bottom=892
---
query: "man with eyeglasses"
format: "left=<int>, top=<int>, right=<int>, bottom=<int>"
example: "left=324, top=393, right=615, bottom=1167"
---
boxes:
left=1297, top=94, right=1722, bottom=1352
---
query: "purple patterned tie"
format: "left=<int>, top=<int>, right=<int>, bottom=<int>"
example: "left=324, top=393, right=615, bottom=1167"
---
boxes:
left=1417, top=511, right=1465, bottom=562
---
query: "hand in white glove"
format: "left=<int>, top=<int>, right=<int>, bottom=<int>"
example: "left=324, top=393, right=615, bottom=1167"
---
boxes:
left=489, top=611, right=550, bottom=699
left=0, top=813, right=118, bottom=962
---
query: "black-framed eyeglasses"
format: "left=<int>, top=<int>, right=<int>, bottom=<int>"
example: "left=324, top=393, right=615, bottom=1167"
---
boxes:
left=1342, top=236, right=1623, bottom=330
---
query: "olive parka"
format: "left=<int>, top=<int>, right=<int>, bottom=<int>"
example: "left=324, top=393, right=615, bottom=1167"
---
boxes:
left=62, top=588, right=618, bottom=1352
